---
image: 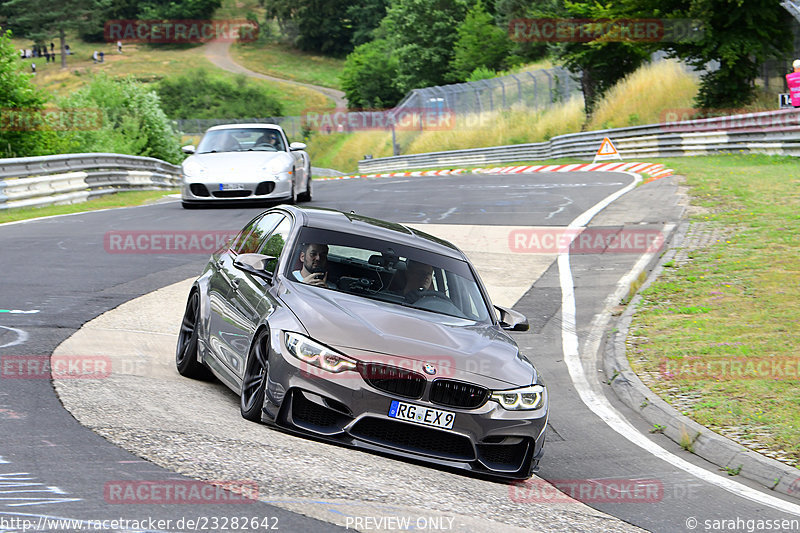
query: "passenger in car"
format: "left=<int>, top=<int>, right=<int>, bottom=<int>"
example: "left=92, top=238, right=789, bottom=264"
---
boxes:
left=292, top=243, right=335, bottom=288
left=402, top=260, right=434, bottom=301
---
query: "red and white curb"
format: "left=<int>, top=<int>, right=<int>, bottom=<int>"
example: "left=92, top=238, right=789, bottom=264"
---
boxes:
left=319, top=162, right=673, bottom=181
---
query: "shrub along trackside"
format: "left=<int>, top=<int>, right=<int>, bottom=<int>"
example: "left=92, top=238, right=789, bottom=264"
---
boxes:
left=627, top=154, right=800, bottom=469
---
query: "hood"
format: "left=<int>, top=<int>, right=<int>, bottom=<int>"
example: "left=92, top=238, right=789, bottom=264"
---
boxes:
left=280, top=281, right=535, bottom=388
left=186, top=151, right=292, bottom=175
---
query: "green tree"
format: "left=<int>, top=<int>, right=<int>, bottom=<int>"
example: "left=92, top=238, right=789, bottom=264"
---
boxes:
left=340, top=39, right=404, bottom=108
left=265, top=0, right=355, bottom=56
left=347, top=0, right=390, bottom=47
left=0, top=0, right=110, bottom=69
left=551, top=1, right=650, bottom=116
left=380, top=0, right=468, bottom=93
left=495, top=0, right=551, bottom=62
left=631, top=0, right=793, bottom=108
left=448, top=0, right=513, bottom=82
left=0, top=28, right=52, bottom=157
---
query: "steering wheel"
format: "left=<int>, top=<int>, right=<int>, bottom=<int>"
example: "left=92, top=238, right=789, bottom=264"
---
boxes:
left=408, top=290, right=451, bottom=303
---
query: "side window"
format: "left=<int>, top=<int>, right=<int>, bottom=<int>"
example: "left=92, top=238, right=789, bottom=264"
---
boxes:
left=257, top=217, right=292, bottom=273
left=234, top=213, right=283, bottom=254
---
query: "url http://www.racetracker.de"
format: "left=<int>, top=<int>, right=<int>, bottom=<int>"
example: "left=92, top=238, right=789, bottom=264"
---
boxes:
left=0, top=515, right=280, bottom=532
left=685, top=516, right=800, bottom=532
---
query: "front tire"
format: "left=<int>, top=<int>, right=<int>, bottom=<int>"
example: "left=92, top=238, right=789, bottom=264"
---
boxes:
left=297, top=175, right=312, bottom=202
left=240, top=329, right=270, bottom=422
left=176, top=291, right=211, bottom=379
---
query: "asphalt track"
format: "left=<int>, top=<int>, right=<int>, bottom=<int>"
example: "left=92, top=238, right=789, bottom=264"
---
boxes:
left=1, top=172, right=799, bottom=532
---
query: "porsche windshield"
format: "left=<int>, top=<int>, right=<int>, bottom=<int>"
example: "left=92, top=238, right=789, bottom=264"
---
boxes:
left=286, top=227, right=492, bottom=323
left=197, top=128, right=285, bottom=153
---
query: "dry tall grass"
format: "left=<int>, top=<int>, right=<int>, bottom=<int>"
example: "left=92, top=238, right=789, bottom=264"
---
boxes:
left=586, top=59, right=698, bottom=130
left=405, top=96, right=585, bottom=155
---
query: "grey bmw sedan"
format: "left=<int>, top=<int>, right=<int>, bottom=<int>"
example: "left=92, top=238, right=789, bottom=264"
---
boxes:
left=176, top=205, right=548, bottom=479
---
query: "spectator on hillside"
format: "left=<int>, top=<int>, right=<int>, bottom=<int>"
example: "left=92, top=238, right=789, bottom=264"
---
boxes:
left=117, top=40, right=122, bottom=53
left=99, top=51, right=104, bottom=63
left=92, top=50, right=98, bottom=63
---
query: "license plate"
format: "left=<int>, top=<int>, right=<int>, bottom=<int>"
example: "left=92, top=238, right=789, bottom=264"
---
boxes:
left=220, top=183, right=245, bottom=191
left=388, top=400, right=455, bottom=430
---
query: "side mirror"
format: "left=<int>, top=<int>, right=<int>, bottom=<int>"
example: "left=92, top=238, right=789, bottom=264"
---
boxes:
left=495, top=305, right=529, bottom=332
left=289, top=142, right=307, bottom=151
left=233, top=253, right=277, bottom=281
left=181, top=145, right=196, bottom=154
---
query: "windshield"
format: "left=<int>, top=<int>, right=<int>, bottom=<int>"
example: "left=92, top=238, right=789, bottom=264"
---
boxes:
left=286, top=227, right=492, bottom=323
left=197, top=128, right=285, bottom=153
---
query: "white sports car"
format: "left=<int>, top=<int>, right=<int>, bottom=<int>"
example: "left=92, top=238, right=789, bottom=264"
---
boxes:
left=180, top=124, right=312, bottom=208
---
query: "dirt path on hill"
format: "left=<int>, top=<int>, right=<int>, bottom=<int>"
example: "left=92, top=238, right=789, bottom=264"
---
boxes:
left=203, top=39, right=346, bottom=108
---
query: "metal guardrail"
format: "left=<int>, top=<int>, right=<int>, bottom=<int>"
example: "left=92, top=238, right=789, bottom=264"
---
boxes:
left=2, top=109, right=799, bottom=210
left=358, top=108, right=800, bottom=172
left=0, top=153, right=181, bottom=210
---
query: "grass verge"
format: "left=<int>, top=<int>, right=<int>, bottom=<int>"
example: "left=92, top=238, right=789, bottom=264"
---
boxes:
left=627, top=154, right=800, bottom=468
left=230, top=41, right=344, bottom=90
left=0, top=189, right=178, bottom=225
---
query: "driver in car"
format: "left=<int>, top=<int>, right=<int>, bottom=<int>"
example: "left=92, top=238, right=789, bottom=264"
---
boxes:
left=402, top=260, right=433, bottom=301
left=255, top=131, right=280, bottom=149
left=293, top=243, right=335, bottom=288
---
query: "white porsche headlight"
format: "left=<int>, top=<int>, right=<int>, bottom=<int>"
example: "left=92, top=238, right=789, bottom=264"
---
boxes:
left=182, top=158, right=207, bottom=177
left=263, top=158, right=292, bottom=175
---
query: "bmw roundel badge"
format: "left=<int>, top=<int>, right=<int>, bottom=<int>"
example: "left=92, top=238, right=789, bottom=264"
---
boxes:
left=423, top=363, right=436, bottom=375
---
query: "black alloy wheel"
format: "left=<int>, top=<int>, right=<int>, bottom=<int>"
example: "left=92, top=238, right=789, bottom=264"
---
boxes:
left=176, top=291, right=210, bottom=379
left=241, top=329, right=270, bottom=421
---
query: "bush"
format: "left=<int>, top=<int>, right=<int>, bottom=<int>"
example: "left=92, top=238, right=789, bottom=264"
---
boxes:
left=0, top=28, right=53, bottom=158
left=59, top=74, right=183, bottom=164
left=340, top=39, right=404, bottom=108
left=156, top=69, right=283, bottom=119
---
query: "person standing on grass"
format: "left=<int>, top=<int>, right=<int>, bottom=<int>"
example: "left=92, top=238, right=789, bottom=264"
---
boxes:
left=786, top=59, right=800, bottom=108
left=117, top=40, right=122, bottom=53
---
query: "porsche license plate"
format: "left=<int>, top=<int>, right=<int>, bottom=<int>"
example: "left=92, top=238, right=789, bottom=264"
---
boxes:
left=220, top=183, right=245, bottom=191
left=388, top=400, right=455, bottom=430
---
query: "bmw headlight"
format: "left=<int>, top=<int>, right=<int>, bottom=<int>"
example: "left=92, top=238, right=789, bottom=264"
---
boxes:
left=284, top=332, right=356, bottom=373
left=182, top=158, right=207, bottom=177
left=490, top=384, right=545, bottom=410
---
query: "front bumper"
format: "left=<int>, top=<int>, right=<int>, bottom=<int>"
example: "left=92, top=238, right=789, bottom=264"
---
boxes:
left=181, top=173, right=292, bottom=203
left=262, top=332, right=548, bottom=479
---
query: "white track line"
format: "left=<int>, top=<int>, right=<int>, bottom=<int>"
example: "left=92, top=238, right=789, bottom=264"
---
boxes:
left=558, top=171, right=800, bottom=516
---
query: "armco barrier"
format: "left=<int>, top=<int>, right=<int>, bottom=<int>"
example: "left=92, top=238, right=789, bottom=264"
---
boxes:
left=358, top=108, right=800, bottom=172
left=0, top=153, right=181, bottom=210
